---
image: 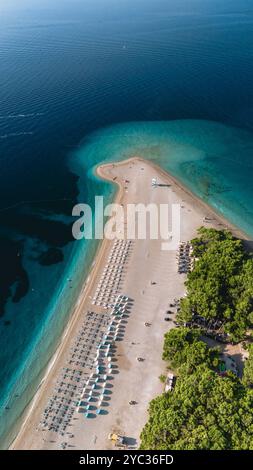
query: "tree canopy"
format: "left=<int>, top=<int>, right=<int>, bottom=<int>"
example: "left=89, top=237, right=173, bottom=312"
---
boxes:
left=178, top=227, right=253, bottom=342
left=140, top=365, right=253, bottom=450
left=243, top=344, right=253, bottom=387
left=163, top=327, right=219, bottom=372
left=141, top=229, right=253, bottom=450
left=140, top=327, right=253, bottom=450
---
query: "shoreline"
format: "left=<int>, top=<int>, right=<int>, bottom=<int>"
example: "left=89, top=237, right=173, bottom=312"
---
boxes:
left=10, top=157, right=248, bottom=450
left=99, top=156, right=248, bottom=242
left=9, top=164, right=123, bottom=450
left=9, top=237, right=107, bottom=450
left=148, top=159, right=249, bottom=241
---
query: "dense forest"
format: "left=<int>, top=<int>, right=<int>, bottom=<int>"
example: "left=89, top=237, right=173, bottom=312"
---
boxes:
left=140, top=229, right=253, bottom=450
left=140, top=327, right=253, bottom=450
left=178, top=227, right=253, bottom=343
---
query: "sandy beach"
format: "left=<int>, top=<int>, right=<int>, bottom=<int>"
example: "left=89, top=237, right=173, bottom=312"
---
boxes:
left=11, top=157, right=246, bottom=450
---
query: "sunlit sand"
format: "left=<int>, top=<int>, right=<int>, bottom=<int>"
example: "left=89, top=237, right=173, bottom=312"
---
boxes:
left=11, top=157, right=242, bottom=450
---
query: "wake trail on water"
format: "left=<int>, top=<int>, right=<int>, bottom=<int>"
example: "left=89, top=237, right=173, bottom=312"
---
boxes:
left=0, top=113, right=45, bottom=120
left=0, top=132, right=34, bottom=139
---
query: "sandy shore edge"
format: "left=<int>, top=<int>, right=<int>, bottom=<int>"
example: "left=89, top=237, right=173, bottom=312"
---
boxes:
left=10, top=156, right=248, bottom=450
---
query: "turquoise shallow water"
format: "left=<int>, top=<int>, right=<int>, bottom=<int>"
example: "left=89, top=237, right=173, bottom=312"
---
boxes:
left=1, top=0, right=253, bottom=451
left=0, top=178, right=116, bottom=449
left=74, top=119, right=253, bottom=238
left=2, top=118, right=253, bottom=448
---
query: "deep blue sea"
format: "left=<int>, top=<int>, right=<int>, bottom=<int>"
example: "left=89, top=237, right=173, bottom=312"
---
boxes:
left=1, top=0, right=253, bottom=448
